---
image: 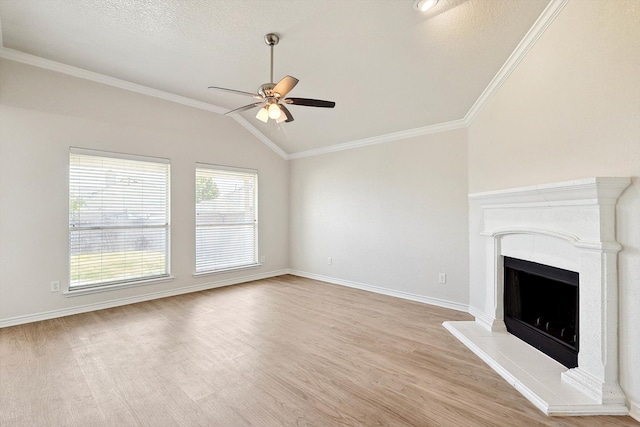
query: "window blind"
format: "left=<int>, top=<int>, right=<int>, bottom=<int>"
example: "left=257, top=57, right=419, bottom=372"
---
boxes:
left=69, top=149, right=170, bottom=289
left=195, top=164, right=258, bottom=273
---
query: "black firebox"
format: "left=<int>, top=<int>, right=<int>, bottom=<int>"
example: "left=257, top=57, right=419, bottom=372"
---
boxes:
left=504, top=257, right=579, bottom=368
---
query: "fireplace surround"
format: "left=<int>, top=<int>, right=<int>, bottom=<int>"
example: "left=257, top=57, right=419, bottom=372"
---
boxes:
left=444, top=177, right=631, bottom=416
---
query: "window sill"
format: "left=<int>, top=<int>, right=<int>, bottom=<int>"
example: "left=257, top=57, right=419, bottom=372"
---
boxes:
left=64, top=276, right=175, bottom=297
left=192, top=263, right=262, bottom=278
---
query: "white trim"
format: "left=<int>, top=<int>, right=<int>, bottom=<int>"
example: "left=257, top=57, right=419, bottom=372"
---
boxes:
left=1, top=269, right=470, bottom=328
left=443, top=321, right=552, bottom=415
left=0, top=0, right=566, bottom=161
left=463, top=0, right=569, bottom=126
left=468, top=305, right=496, bottom=331
left=289, top=270, right=468, bottom=313
left=0, top=47, right=288, bottom=160
left=480, top=226, right=623, bottom=254
left=64, top=276, right=174, bottom=297
left=192, top=263, right=261, bottom=277
left=70, top=146, right=171, bottom=164
left=443, top=321, right=629, bottom=416
left=288, top=0, right=568, bottom=158
left=0, top=47, right=226, bottom=115
left=0, top=269, right=290, bottom=328
left=630, top=400, right=640, bottom=422
left=288, top=119, right=466, bottom=160
left=195, top=162, right=258, bottom=174
left=468, top=177, right=631, bottom=207
left=232, top=115, right=290, bottom=160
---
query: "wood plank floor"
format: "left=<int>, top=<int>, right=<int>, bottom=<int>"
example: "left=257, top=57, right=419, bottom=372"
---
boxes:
left=0, top=275, right=637, bottom=426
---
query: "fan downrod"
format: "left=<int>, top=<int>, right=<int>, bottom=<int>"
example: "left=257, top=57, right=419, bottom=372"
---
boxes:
left=264, top=33, right=280, bottom=84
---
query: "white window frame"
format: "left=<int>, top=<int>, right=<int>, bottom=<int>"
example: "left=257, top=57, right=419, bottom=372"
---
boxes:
left=194, top=163, right=259, bottom=275
left=68, top=147, right=171, bottom=292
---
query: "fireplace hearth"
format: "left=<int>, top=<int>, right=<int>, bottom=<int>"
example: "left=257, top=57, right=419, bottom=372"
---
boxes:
left=504, top=257, right=578, bottom=368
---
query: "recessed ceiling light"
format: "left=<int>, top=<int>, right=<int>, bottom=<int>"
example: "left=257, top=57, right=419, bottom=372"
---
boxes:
left=414, top=0, right=438, bottom=12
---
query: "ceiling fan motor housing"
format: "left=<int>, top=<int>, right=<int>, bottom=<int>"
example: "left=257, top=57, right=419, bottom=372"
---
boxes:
left=258, top=83, right=277, bottom=98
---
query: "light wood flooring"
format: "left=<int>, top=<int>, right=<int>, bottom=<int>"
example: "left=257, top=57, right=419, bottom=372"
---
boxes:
left=1, top=275, right=637, bottom=426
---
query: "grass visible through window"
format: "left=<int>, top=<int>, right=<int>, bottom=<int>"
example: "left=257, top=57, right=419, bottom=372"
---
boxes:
left=70, top=251, right=166, bottom=286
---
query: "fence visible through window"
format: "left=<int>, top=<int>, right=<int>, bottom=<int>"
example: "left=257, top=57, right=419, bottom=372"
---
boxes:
left=195, top=164, right=258, bottom=274
left=69, top=148, right=170, bottom=289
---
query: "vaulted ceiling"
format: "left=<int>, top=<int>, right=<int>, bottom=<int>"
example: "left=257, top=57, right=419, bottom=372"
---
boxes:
left=0, top=0, right=551, bottom=157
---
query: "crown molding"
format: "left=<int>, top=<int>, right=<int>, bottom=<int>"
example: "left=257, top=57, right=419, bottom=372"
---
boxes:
left=288, top=118, right=467, bottom=160
left=1, top=0, right=567, bottom=161
left=232, top=115, right=290, bottom=160
left=0, top=47, right=229, bottom=114
left=463, top=0, right=568, bottom=126
left=0, top=46, right=291, bottom=159
left=287, top=0, right=567, bottom=159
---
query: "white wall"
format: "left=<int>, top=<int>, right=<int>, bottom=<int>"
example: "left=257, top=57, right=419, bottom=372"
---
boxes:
left=0, top=58, right=290, bottom=323
left=467, top=0, right=640, bottom=413
left=289, top=129, right=469, bottom=309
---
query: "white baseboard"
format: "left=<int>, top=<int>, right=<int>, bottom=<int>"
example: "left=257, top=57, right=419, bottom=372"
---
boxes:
left=630, top=400, right=640, bottom=422
left=0, top=269, right=290, bottom=328
left=468, top=306, right=508, bottom=332
left=289, top=270, right=468, bottom=313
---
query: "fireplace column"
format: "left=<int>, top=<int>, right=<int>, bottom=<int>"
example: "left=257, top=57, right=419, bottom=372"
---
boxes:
left=562, top=247, right=624, bottom=404
left=483, top=236, right=506, bottom=332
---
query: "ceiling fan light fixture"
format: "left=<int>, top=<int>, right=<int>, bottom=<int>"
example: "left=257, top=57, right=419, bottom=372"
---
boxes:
left=414, top=0, right=438, bottom=12
left=209, top=34, right=335, bottom=124
left=256, top=106, right=269, bottom=122
left=268, top=103, right=282, bottom=120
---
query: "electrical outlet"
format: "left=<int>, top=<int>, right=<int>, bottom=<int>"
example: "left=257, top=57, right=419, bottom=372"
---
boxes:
left=260, top=255, right=266, bottom=263
left=438, top=273, right=447, bottom=284
left=327, top=257, right=332, bottom=265
left=50, top=280, right=61, bottom=292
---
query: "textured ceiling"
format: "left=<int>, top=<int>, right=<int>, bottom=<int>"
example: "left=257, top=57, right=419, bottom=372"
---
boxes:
left=0, top=0, right=550, bottom=155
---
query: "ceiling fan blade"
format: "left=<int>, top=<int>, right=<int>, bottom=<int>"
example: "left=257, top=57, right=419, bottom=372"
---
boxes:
left=272, top=75, right=299, bottom=98
left=208, top=86, right=262, bottom=99
left=279, top=104, right=294, bottom=123
left=224, top=102, right=264, bottom=115
left=284, top=97, right=336, bottom=108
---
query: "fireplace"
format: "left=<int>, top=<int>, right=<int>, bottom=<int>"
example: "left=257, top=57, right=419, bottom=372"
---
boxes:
left=503, top=257, right=578, bottom=368
left=444, top=177, right=631, bottom=416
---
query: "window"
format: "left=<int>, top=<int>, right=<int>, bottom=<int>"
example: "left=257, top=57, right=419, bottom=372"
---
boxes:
left=69, top=148, right=170, bottom=290
left=195, top=164, right=258, bottom=274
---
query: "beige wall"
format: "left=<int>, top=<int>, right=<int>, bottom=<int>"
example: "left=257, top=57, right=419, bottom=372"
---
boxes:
left=468, top=0, right=640, bottom=410
left=290, top=129, right=469, bottom=308
left=0, top=59, right=290, bottom=322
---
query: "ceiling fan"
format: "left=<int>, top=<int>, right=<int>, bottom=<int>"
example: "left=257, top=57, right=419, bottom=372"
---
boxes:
left=208, top=33, right=335, bottom=124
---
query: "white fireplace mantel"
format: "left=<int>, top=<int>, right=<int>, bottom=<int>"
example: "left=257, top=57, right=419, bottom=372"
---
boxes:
left=444, top=177, right=631, bottom=416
